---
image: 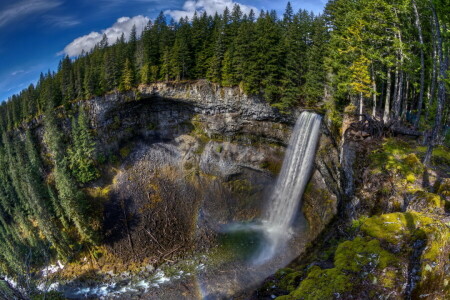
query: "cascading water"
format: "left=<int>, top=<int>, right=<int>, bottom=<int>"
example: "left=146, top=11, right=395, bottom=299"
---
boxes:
left=266, top=111, right=322, bottom=229
left=198, top=111, right=323, bottom=299
left=256, top=111, right=322, bottom=262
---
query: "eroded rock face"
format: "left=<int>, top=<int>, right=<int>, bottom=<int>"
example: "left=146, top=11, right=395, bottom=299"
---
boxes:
left=79, top=81, right=341, bottom=265
left=28, top=81, right=341, bottom=269
left=302, top=125, right=341, bottom=241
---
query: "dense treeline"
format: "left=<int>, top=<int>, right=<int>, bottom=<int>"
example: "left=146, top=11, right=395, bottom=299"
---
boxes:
left=0, top=0, right=448, bottom=288
left=325, top=0, right=449, bottom=158
left=0, top=3, right=328, bottom=134
left=0, top=104, right=99, bottom=288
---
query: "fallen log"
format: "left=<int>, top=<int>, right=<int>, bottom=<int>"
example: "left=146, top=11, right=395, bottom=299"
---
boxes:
left=350, top=114, right=423, bottom=138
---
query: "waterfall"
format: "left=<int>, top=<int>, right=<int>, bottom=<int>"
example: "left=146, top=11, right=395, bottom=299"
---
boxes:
left=266, top=111, right=322, bottom=230
left=254, top=112, right=322, bottom=263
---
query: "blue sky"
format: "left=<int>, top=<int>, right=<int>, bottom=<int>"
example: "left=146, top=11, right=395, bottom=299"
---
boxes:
left=0, top=0, right=326, bottom=103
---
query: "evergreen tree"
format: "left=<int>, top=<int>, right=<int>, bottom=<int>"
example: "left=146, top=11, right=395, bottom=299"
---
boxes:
left=119, top=58, right=134, bottom=91
left=68, top=106, right=99, bottom=183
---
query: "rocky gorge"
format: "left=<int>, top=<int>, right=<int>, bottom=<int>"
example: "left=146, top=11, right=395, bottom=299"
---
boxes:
left=4, top=80, right=449, bottom=300
left=10, top=80, right=341, bottom=299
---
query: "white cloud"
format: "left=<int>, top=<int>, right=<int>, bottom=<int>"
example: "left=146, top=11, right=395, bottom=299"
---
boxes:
left=0, top=0, right=61, bottom=27
left=165, top=0, right=257, bottom=21
left=60, top=15, right=149, bottom=57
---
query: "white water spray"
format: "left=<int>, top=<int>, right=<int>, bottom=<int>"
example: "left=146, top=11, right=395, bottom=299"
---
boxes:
left=257, top=111, right=322, bottom=262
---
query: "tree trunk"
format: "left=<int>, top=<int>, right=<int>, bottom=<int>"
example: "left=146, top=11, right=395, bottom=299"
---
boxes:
left=371, top=66, right=377, bottom=117
left=425, top=20, right=438, bottom=123
left=360, top=92, right=364, bottom=121
left=393, top=67, right=399, bottom=118
left=401, top=76, right=409, bottom=120
left=412, top=0, right=425, bottom=129
left=393, top=68, right=403, bottom=119
left=383, top=68, right=391, bottom=123
left=392, top=24, right=404, bottom=120
left=424, top=3, right=447, bottom=166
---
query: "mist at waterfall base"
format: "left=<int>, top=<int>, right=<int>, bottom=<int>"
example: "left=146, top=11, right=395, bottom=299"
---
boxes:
left=220, top=111, right=322, bottom=264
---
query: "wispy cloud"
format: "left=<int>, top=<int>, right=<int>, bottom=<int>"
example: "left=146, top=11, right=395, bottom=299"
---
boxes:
left=45, top=15, right=80, bottom=28
left=0, top=64, right=44, bottom=102
left=60, top=15, right=149, bottom=57
left=11, top=70, right=25, bottom=76
left=10, top=67, right=34, bottom=76
left=0, top=0, right=61, bottom=28
left=165, top=0, right=257, bottom=21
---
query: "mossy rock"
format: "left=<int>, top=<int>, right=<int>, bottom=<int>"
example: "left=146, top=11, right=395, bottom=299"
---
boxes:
left=277, top=237, right=400, bottom=300
left=437, top=178, right=450, bottom=199
left=368, top=139, right=424, bottom=183
left=360, top=212, right=435, bottom=245
left=402, top=153, right=424, bottom=174
left=361, top=212, right=450, bottom=298
left=260, top=159, right=282, bottom=175
left=335, top=237, right=398, bottom=272
left=31, top=291, right=66, bottom=300
left=406, top=191, right=444, bottom=214
left=276, top=266, right=352, bottom=300
left=276, top=269, right=304, bottom=292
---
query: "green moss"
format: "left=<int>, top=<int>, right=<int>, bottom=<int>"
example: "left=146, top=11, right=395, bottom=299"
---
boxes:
left=335, top=237, right=397, bottom=272
left=361, top=212, right=435, bottom=244
left=437, top=179, right=450, bottom=198
left=379, top=269, right=398, bottom=289
left=277, top=212, right=449, bottom=300
left=415, top=145, right=450, bottom=166
left=406, top=174, right=416, bottom=183
left=369, top=139, right=424, bottom=182
left=382, top=138, right=414, bottom=156
left=432, top=146, right=450, bottom=165
left=361, top=211, right=450, bottom=295
left=419, top=222, right=450, bottom=263
left=351, top=215, right=368, bottom=231
left=225, top=179, right=253, bottom=194
left=414, top=191, right=442, bottom=209
left=275, top=296, right=293, bottom=300
left=31, top=291, right=66, bottom=300
left=276, top=237, right=398, bottom=300
left=284, top=266, right=352, bottom=300
left=260, top=159, right=282, bottom=174
left=344, top=103, right=357, bottom=114
left=119, top=145, right=132, bottom=158
left=278, top=271, right=303, bottom=292
left=360, top=213, right=410, bottom=244
left=402, top=153, right=423, bottom=172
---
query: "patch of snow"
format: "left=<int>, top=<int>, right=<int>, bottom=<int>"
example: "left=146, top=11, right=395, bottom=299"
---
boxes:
left=153, top=270, right=170, bottom=284
left=4, top=276, right=18, bottom=288
left=41, top=260, right=64, bottom=277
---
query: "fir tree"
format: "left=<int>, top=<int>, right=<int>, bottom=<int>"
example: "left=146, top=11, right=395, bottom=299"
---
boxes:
left=119, top=58, right=134, bottom=91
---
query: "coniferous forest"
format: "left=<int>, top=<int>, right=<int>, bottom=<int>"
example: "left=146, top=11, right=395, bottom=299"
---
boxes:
left=0, top=0, right=449, bottom=299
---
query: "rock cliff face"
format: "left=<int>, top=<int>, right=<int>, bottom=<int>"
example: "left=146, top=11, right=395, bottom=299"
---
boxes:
left=23, top=81, right=341, bottom=290
left=68, top=80, right=340, bottom=265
